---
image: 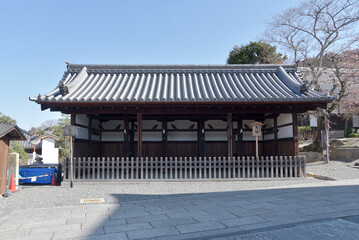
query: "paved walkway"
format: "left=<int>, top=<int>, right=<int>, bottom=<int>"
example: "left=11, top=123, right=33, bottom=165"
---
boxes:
left=1, top=180, right=359, bottom=240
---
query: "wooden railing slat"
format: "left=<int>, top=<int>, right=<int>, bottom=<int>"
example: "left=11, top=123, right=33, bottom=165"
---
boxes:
left=65, top=155, right=306, bottom=181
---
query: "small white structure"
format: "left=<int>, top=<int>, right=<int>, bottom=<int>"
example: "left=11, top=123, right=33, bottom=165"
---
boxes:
left=21, top=131, right=60, bottom=164
left=40, top=134, right=59, bottom=164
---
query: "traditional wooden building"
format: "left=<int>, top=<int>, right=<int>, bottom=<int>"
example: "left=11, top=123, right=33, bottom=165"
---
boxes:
left=30, top=63, right=333, bottom=180
left=0, top=124, right=25, bottom=194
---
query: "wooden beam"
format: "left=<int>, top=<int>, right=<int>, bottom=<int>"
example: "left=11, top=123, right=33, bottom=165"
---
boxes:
left=292, top=113, right=299, bottom=156
left=162, top=118, right=167, bottom=157
left=82, top=113, right=269, bottom=121
left=265, top=113, right=280, bottom=119
left=227, top=113, right=233, bottom=158
left=74, top=123, right=89, bottom=129
left=137, top=113, right=142, bottom=158
left=53, top=103, right=326, bottom=115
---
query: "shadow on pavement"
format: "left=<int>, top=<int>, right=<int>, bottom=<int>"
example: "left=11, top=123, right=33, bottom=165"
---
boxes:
left=84, top=184, right=359, bottom=240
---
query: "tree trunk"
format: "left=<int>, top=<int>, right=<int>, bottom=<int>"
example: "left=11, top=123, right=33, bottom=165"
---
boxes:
left=312, top=116, right=324, bottom=152
left=301, top=116, right=324, bottom=152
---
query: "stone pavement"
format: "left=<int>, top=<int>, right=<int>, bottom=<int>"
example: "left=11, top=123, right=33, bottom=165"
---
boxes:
left=1, top=180, right=359, bottom=240
left=214, top=218, right=359, bottom=240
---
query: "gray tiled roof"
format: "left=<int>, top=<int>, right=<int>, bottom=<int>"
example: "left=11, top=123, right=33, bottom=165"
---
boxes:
left=0, top=124, right=26, bottom=140
left=30, top=64, right=333, bottom=104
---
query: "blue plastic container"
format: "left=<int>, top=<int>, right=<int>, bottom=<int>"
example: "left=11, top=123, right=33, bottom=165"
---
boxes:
left=19, top=168, right=57, bottom=184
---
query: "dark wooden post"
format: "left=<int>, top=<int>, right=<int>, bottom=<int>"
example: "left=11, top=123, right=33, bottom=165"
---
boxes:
left=292, top=113, right=299, bottom=156
left=124, top=118, right=129, bottom=157
left=227, top=113, right=233, bottom=158
left=129, top=121, right=134, bottom=157
left=162, top=117, right=167, bottom=157
left=262, top=131, right=265, bottom=157
left=137, top=113, right=143, bottom=158
left=0, top=137, right=10, bottom=195
left=88, top=116, right=92, bottom=157
left=237, top=119, right=243, bottom=157
left=71, top=114, right=75, bottom=157
left=197, top=119, right=205, bottom=158
left=99, top=122, right=103, bottom=157
left=70, top=114, right=76, bottom=188
left=274, top=116, right=279, bottom=156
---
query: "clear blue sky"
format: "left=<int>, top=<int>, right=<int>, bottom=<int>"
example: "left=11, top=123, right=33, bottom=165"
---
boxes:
left=0, top=0, right=303, bottom=130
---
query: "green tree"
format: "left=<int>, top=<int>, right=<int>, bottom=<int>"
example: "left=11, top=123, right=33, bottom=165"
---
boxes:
left=10, top=141, right=28, bottom=165
left=227, top=41, right=287, bottom=64
left=0, top=112, right=16, bottom=124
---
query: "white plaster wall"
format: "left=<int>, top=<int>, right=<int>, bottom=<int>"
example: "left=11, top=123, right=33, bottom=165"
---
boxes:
left=243, top=120, right=255, bottom=127
left=243, top=131, right=262, bottom=141
left=263, top=118, right=274, bottom=140
left=264, top=118, right=274, bottom=128
left=92, top=119, right=100, bottom=129
left=354, top=115, right=359, bottom=128
left=264, top=133, right=274, bottom=140
left=169, top=120, right=194, bottom=129
left=102, top=120, right=123, bottom=129
left=143, top=132, right=161, bottom=141
left=168, top=132, right=197, bottom=141
left=278, top=125, right=293, bottom=138
left=76, top=126, right=88, bottom=140
left=206, top=120, right=226, bottom=129
left=41, top=138, right=59, bottom=164
left=206, top=132, right=227, bottom=141
left=277, top=114, right=292, bottom=125
left=101, top=132, right=124, bottom=141
left=142, top=120, right=161, bottom=129
left=92, top=134, right=100, bottom=141
left=75, top=114, right=89, bottom=126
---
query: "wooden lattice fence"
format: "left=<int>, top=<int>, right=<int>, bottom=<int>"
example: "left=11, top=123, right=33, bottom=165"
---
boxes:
left=63, top=156, right=306, bottom=181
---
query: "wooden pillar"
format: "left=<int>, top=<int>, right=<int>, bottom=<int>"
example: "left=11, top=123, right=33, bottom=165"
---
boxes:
left=197, top=119, right=205, bottom=158
left=129, top=121, right=134, bottom=157
left=262, top=131, right=265, bottom=157
left=88, top=116, right=92, bottom=157
left=162, top=118, right=167, bottom=157
left=227, top=113, right=233, bottom=158
left=237, top=119, right=243, bottom=157
left=71, top=114, right=76, bottom=157
left=292, top=113, right=299, bottom=156
left=274, top=116, right=279, bottom=156
left=137, top=113, right=142, bottom=158
left=0, top=137, right=10, bottom=195
left=124, top=118, right=129, bottom=157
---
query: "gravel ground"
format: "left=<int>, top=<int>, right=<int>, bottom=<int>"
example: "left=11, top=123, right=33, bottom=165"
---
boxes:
left=1, top=160, right=359, bottom=214
left=306, top=160, right=359, bottom=180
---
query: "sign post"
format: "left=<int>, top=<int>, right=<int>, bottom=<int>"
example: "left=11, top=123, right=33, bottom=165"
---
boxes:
left=251, top=122, right=263, bottom=159
left=63, top=125, right=78, bottom=188
left=30, top=134, right=41, bottom=164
